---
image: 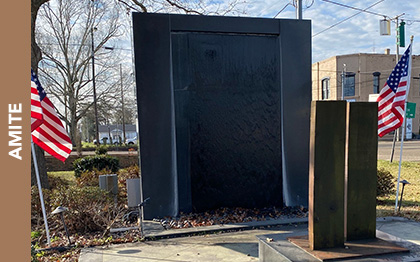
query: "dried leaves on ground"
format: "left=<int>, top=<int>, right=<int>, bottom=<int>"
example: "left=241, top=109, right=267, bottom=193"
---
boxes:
left=156, top=206, right=308, bottom=229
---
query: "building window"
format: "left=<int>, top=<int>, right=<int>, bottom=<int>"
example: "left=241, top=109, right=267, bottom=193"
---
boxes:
left=321, top=78, right=330, bottom=100
left=343, top=72, right=355, bottom=97
left=373, top=72, right=381, bottom=94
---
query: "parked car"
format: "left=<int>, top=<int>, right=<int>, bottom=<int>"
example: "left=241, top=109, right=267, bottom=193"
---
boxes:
left=93, top=137, right=108, bottom=145
left=126, top=136, right=138, bottom=145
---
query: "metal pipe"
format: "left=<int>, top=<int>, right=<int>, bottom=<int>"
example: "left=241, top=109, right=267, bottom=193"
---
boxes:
left=398, top=183, right=406, bottom=212
left=91, top=27, right=100, bottom=146
left=120, top=64, right=126, bottom=143
left=60, top=213, right=72, bottom=246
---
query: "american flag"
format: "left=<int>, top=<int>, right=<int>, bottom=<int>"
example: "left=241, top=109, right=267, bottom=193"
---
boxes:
left=377, top=44, right=412, bottom=137
left=31, top=70, right=72, bottom=162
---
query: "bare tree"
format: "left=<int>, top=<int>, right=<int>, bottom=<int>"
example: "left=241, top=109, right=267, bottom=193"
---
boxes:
left=31, top=0, right=50, bottom=189
left=118, top=0, right=246, bottom=15
left=36, top=0, right=124, bottom=146
left=36, top=0, right=246, bottom=150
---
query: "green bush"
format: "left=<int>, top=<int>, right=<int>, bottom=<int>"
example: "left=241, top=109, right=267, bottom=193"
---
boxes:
left=377, top=168, right=395, bottom=197
left=73, top=155, right=119, bottom=177
left=95, top=145, right=109, bottom=155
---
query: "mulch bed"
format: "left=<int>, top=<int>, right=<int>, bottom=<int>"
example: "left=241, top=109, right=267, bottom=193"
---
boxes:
left=33, top=205, right=308, bottom=261
left=156, top=206, right=308, bottom=229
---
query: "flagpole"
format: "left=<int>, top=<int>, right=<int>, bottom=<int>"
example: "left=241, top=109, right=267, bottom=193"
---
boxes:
left=31, top=137, right=51, bottom=246
left=394, top=36, right=414, bottom=213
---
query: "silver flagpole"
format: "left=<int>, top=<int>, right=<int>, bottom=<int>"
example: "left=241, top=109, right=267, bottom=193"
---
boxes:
left=31, top=137, right=51, bottom=246
left=394, top=36, right=414, bottom=212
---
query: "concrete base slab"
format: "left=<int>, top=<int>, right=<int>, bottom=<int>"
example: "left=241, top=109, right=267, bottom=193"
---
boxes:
left=258, top=229, right=420, bottom=261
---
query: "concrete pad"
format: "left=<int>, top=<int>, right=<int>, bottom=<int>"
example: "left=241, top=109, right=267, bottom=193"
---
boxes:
left=258, top=218, right=420, bottom=262
left=79, top=217, right=420, bottom=262
left=377, top=217, right=420, bottom=246
left=80, top=226, right=299, bottom=262
left=258, top=228, right=420, bottom=261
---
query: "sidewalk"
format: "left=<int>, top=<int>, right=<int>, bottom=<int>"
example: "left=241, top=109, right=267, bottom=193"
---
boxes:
left=79, top=217, right=420, bottom=262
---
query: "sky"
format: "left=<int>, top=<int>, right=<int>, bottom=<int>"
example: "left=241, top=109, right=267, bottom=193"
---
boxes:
left=241, top=0, right=420, bottom=63
left=108, top=0, right=420, bottom=64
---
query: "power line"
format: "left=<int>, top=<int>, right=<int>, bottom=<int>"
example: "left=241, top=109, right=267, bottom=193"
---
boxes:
left=273, top=3, right=292, bottom=18
left=313, top=0, right=385, bottom=37
left=321, top=0, right=385, bottom=18
left=322, top=0, right=420, bottom=24
left=272, top=0, right=315, bottom=19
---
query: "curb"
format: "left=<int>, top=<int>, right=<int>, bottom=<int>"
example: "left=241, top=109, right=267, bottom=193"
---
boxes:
left=376, top=216, right=411, bottom=222
left=143, top=217, right=308, bottom=241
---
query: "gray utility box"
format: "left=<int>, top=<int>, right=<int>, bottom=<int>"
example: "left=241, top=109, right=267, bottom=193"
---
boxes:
left=126, top=178, right=141, bottom=208
left=99, top=174, right=118, bottom=195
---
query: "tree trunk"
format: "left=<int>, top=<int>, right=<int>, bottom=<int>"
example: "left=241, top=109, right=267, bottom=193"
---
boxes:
left=70, top=115, right=78, bottom=147
left=31, top=0, right=50, bottom=189
left=31, top=144, right=49, bottom=188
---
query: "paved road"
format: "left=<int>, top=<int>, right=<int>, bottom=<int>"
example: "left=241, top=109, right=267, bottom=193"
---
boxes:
left=378, top=140, right=420, bottom=162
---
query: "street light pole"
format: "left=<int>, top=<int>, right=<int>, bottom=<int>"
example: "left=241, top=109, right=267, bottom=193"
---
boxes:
left=389, top=13, right=405, bottom=162
left=341, top=64, right=346, bottom=100
left=91, top=27, right=100, bottom=146
left=296, top=0, right=302, bottom=20
left=120, top=64, right=126, bottom=143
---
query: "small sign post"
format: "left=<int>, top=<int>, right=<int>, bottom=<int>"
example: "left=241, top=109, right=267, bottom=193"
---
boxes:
left=406, top=102, right=416, bottom=118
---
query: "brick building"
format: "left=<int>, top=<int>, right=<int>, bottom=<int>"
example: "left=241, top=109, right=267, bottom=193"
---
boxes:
left=312, top=52, right=420, bottom=136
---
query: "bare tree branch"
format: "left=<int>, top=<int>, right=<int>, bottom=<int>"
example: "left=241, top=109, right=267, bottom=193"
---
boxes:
left=163, top=0, right=203, bottom=15
left=120, top=0, right=148, bottom=12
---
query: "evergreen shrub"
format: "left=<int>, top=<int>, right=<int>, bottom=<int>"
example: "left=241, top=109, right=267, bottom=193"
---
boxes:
left=377, top=168, right=395, bottom=197
left=73, top=155, right=119, bottom=177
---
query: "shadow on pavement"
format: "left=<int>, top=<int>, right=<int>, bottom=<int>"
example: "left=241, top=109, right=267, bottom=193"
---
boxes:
left=214, top=242, right=258, bottom=257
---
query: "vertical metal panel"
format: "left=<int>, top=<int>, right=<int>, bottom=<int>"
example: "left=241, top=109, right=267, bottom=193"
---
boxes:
left=132, top=13, right=177, bottom=219
left=280, top=19, right=312, bottom=207
left=172, top=32, right=282, bottom=211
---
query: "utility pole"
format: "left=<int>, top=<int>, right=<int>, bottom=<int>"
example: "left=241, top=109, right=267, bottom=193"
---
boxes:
left=120, top=64, right=126, bottom=144
left=296, top=0, right=303, bottom=19
left=91, top=28, right=100, bottom=145
left=341, top=64, right=346, bottom=100
left=389, top=13, right=405, bottom=162
left=91, top=27, right=100, bottom=146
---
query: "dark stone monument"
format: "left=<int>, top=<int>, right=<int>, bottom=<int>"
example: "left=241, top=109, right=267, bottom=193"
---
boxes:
left=132, top=13, right=311, bottom=219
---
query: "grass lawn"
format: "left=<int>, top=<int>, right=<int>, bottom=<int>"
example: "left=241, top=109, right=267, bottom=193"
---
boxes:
left=46, top=161, right=420, bottom=221
left=377, top=160, right=420, bottom=221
